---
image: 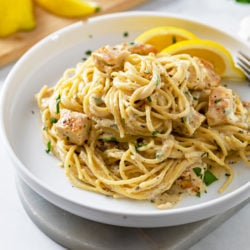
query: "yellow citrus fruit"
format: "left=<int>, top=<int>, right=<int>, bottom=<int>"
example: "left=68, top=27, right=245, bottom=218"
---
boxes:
left=0, top=0, right=36, bottom=37
left=35, top=0, right=100, bottom=18
left=135, top=26, right=198, bottom=51
left=161, top=39, right=245, bottom=80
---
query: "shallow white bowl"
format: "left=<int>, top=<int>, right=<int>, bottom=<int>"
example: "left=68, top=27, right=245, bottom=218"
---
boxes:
left=1, top=11, right=250, bottom=228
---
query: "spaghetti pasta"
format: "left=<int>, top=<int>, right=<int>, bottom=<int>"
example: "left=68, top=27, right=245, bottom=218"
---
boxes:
left=36, top=42, right=250, bottom=208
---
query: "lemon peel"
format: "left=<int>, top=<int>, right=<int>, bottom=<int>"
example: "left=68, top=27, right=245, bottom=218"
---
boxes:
left=135, top=26, right=198, bottom=51
left=161, top=39, right=245, bottom=80
left=35, top=0, right=100, bottom=18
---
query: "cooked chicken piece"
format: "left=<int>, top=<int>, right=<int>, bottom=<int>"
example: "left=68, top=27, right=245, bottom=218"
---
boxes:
left=92, top=44, right=130, bottom=73
left=187, top=57, right=221, bottom=90
left=176, top=162, right=206, bottom=194
left=128, top=43, right=158, bottom=55
left=173, top=107, right=206, bottom=136
left=242, top=101, right=250, bottom=123
left=206, top=86, right=239, bottom=126
left=92, top=42, right=158, bottom=74
left=54, top=109, right=91, bottom=145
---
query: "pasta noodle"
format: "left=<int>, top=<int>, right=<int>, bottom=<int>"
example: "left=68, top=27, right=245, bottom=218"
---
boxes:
left=36, top=42, right=250, bottom=208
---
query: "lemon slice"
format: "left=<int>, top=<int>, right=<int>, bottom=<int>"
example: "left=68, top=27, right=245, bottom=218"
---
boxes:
left=135, top=26, right=198, bottom=51
left=35, top=0, right=100, bottom=18
left=161, top=39, right=245, bottom=80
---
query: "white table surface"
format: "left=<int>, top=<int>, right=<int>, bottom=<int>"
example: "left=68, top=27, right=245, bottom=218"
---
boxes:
left=0, top=0, right=250, bottom=249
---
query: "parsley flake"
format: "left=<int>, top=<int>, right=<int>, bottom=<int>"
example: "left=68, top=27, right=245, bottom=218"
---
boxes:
left=46, top=141, right=51, bottom=154
left=55, top=95, right=61, bottom=114
left=146, top=96, right=152, bottom=102
left=203, top=170, right=218, bottom=186
left=101, top=137, right=117, bottom=143
left=50, top=117, right=58, bottom=124
left=193, top=167, right=202, bottom=177
left=214, top=98, right=222, bottom=104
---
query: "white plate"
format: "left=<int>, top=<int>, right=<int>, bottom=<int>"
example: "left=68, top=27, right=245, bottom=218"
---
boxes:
left=1, top=11, right=250, bottom=228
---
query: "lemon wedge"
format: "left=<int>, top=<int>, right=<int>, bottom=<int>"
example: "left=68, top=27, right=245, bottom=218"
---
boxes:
left=161, top=39, right=245, bottom=80
left=0, top=0, right=36, bottom=37
left=35, top=0, right=100, bottom=18
left=135, top=26, right=198, bottom=51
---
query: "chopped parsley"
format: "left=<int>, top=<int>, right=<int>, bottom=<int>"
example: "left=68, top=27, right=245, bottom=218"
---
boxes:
left=50, top=117, right=58, bottom=124
left=193, top=167, right=202, bottom=177
left=214, top=98, right=222, bottom=104
left=46, top=141, right=51, bottom=154
left=146, top=96, right=152, bottom=102
left=193, top=167, right=218, bottom=186
left=152, top=130, right=159, bottom=136
left=85, top=50, right=92, bottom=56
left=55, top=95, right=61, bottom=114
left=135, top=142, right=147, bottom=151
left=123, top=31, right=129, bottom=37
left=203, top=170, right=218, bottom=186
left=196, top=192, right=201, bottom=197
left=43, top=126, right=48, bottom=131
left=101, top=137, right=117, bottom=143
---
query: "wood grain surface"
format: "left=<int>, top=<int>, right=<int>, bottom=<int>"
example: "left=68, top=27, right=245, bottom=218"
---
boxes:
left=0, top=0, right=149, bottom=67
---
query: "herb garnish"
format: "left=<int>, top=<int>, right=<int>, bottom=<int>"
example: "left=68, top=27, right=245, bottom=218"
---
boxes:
left=46, top=141, right=51, bottom=153
left=193, top=167, right=218, bottom=186
left=135, top=142, right=147, bottom=151
left=146, top=96, right=152, bottom=102
left=101, top=137, right=117, bottom=142
left=193, top=167, right=202, bottom=177
left=50, top=117, right=58, bottom=124
left=85, top=50, right=92, bottom=56
left=43, top=126, right=48, bottom=131
left=56, top=95, right=61, bottom=114
left=152, top=130, right=159, bottom=136
left=203, top=170, right=218, bottom=186
left=123, top=31, right=129, bottom=37
left=214, top=98, right=222, bottom=104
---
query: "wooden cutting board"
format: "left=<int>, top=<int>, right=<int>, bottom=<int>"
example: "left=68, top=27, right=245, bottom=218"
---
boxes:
left=0, top=0, right=149, bottom=67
